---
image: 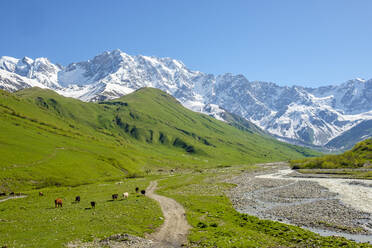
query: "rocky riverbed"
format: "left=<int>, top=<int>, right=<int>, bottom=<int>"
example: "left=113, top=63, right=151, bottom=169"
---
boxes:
left=227, top=165, right=372, bottom=243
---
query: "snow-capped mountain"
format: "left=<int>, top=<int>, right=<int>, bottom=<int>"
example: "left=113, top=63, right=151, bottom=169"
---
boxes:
left=0, top=49, right=371, bottom=149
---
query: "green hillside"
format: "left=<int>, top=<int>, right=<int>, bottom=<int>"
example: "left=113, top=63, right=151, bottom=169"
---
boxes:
left=0, top=87, right=318, bottom=191
left=291, top=138, right=372, bottom=169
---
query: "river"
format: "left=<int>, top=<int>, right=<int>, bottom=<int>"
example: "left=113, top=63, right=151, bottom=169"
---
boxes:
left=228, top=167, right=372, bottom=244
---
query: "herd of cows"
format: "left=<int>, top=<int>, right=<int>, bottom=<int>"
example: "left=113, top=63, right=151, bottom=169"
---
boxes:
left=0, top=187, right=147, bottom=209
left=48, top=187, right=147, bottom=208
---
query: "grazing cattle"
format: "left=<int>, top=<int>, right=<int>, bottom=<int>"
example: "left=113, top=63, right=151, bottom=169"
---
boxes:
left=122, top=192, right=129, bottom=199
left=141, top=190, right=146, bottom=195
left=55, top=198, right=63, bottom=208
left=39, top=192, right=44, bottom=196
left=90, top=201, right=96, bottom=208
left=9, top=192, right=14, bottom=196
left=112, top=194, right=118, bottom=200
left=0, top=193, right=6, bottom=196
left=135, top=187, right=139, bottom=193
left=75, top=196, right=80, bottom=202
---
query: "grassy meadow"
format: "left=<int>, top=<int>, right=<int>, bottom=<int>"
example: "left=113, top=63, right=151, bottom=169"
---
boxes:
left=3, top=87, right=365, bottom=247
left=0, top=177, right=163, bottom=247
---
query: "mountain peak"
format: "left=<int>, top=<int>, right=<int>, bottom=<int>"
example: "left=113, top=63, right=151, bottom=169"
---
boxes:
left=0, top=50, right=371, bottom=149
left=355, top=77, right=366, bottom=82
left=21, top=56, right=34, bottom=64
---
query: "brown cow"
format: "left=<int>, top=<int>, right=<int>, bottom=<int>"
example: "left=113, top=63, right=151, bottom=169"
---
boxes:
left=39, top=192, right=44, bottom=196
left=55, top=198, right=63, bottom=208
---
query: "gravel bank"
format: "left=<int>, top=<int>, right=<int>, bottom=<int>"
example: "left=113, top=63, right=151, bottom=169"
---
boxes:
left=227, top=167, right=372, bottom=242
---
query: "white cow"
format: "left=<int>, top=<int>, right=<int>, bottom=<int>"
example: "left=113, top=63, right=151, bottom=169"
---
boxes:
left=123, top=192, right=129, bottom=199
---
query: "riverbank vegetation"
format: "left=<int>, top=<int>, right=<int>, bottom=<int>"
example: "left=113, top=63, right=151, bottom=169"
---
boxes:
left=290, top=139, right=371, bottom=171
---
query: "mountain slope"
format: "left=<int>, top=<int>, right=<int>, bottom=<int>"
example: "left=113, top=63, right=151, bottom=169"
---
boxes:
left=325, top=120, right=372, bottom=151
left=291, top=138, right=372, bottom=170
left=0, top=87, right=318, bottom=192
left=1, top=50, right=371, bottom=148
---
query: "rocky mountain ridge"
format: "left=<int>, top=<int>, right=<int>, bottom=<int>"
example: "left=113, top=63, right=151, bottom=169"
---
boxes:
left=1, top=49, right=371, bottom=149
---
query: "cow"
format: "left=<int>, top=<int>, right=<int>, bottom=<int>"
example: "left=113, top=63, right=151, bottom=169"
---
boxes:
left=140, top=190, right=146, bottom=195
left=9, top=192, right=14, bottom=196
left=122, top=192, right=129, bottom=199
left=39, top=192, right=44, bottom=196
left=75, top=196, right=80, bottom=202
left=90, top=201, right=96, bottom=208
left=135, top=187, right=139, bottom=193
left=112, top=194, right=118, bottom=200
left=55, top=198, right=63, bottom=208
left=0, top=193, right=6, bottom=197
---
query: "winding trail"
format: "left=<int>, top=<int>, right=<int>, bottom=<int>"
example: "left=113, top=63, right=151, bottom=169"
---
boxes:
left=0, top=195, right=27, bottom=203
left=146, top=181, right=191, bottom=248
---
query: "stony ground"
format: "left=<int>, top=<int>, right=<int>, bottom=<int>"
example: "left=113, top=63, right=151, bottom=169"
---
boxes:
left=227, top=167, right=372, bottom=235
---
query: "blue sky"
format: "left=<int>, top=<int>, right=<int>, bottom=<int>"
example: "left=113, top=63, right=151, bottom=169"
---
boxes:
left=1, top=0, right=372, bottom=87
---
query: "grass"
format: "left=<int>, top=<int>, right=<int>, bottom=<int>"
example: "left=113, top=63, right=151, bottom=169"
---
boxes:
left=157, top=169, right=372, bottom=248
left=290, top=139, right=372, bottom=179
left=0, top=87, right=319, bottom=191
left=0, top=177, right=163, bottom=248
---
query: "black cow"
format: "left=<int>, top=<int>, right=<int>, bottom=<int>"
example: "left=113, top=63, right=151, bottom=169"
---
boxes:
left=141, top=190, right=146, bottom=195
left=75, top=196, right=80, bottom=202
left=112, top=194, right=118, bottom=200
left=0, top=193, right=6, bottom=196
left=135, top=187, right=139, bottom=193
left=9, top=192, right=14, bottom=196
left=90, top=201, right=96, bottom=208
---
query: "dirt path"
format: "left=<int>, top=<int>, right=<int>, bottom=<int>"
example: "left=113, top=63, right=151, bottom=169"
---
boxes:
left=0, top=195, right=27, bottom=203
left=146, top=181, right=191, bottom=248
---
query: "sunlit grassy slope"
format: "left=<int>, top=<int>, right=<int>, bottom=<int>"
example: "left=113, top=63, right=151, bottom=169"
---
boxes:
left=0, top=87, right=318, bottom=191
left=291, top=138, right=372, bottom=169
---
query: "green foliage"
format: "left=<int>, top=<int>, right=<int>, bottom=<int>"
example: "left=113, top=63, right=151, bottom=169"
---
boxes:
left=290, top=138, right=372, bottom=170
left=0, top=87, right=318, bottom=191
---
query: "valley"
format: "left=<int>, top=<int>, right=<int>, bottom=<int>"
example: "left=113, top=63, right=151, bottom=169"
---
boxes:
left=0, top=88, right=370, bottom=247
left=2, top=164, right=372, bottom=247
left=2, top=2, right=372, bottom=247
